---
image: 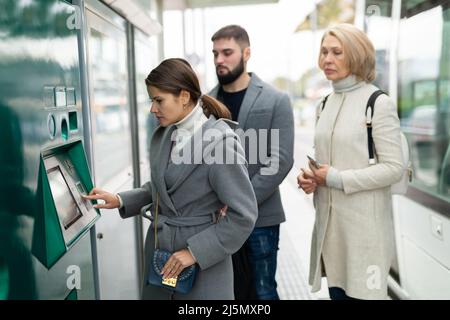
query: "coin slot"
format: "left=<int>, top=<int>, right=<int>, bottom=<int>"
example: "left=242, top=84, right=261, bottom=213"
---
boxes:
left=61, top=118, right=69, bottom=141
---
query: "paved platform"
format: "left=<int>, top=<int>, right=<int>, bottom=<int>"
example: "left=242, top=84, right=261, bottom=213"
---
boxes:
left=275, top=124, right=330, bottom=300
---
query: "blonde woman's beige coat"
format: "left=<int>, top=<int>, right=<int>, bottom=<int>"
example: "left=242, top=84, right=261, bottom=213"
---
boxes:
left=309, top=81, right=404, bottom=299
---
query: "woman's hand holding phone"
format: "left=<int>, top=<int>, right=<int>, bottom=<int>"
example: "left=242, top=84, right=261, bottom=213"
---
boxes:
left=307, top=155, right=321, bottom=169
left=307, top=156, right=329, bottom=187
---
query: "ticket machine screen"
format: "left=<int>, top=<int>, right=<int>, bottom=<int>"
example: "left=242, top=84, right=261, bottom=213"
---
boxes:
left=47, top=166, right=82, bottom=230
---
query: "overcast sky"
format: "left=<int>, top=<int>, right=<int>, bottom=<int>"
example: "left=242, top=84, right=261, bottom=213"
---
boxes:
left=163, top=0, right=324, bottom=91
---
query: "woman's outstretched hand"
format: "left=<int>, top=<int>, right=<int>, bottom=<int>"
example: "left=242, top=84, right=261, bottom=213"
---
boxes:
left=83, top=187, right=120, bottom=209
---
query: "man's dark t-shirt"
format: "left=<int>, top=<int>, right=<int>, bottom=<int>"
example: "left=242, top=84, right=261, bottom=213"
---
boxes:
left=217, top=87, right=247, bottom=122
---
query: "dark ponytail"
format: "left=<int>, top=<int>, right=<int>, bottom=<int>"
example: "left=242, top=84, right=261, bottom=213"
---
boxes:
left=200, top=94, right=231, bottom=120
left=146, top=58, right=231, bottom=120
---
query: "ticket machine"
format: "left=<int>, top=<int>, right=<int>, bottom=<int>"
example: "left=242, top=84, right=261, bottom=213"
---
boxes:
left=0, top=0, right=99, bottom=299
left=32, top=141, right=100, bottom=269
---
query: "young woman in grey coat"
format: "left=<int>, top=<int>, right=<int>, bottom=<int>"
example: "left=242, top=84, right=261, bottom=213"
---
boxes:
left=298, top=24, right=404, bottom=300
left=85, top=58, right=258, bottom=300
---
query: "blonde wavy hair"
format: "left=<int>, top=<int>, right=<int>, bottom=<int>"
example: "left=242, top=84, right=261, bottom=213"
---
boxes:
left=319, top=23, right=376, bottom=82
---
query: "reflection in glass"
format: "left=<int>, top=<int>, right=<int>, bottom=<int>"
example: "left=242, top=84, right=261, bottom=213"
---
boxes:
left=365, top=0, right=393, bottom=92
left=398, top=2, right=450, bottom=201
left=88, top=25, right=132, bottom=186
left=134, top=29, right=158, bottom=183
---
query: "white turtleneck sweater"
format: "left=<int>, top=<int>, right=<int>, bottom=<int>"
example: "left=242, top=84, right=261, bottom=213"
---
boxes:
left=171, top=102, right=208, bottom=159
left=325, top=74, right=366, bottom=190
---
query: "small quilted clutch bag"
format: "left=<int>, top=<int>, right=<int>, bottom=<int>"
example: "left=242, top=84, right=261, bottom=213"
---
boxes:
left=148, top=249, right=198, bottom=294
left=146, top=194, right=197, bottom=294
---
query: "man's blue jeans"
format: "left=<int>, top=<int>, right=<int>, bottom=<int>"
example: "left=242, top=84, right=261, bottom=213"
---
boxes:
left=245, top=225, right=280, bottom=300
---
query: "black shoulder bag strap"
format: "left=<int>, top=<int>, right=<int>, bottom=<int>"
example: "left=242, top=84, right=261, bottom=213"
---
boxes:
left=321, top=90, right=387, bottom=164
left=366, top=89, right=386, bottom=164
left=321, top=94, right=331, bottom=112
left=317, top=94, right=331, bottom=122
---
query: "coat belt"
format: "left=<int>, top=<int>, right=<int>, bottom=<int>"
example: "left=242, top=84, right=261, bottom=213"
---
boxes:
left=140, top=203, right=217, bottom=228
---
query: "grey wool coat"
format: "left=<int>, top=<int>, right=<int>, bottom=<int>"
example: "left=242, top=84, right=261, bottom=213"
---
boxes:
left=210, top=73, right=294, bottom=227
left=309, top=80, right=404, bottom=299
left=118, top=116, right=258, bottom=300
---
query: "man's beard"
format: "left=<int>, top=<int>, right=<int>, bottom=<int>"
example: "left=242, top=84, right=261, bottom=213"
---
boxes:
left=216, top=57, right=245, bottom=86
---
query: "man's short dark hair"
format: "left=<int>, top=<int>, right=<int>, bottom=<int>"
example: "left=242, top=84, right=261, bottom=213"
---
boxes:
left=211, top=25, right=250, bottom=49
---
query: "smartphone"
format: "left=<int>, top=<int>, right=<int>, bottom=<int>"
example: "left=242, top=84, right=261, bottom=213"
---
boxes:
left=307, top=155, right=321, bottom=169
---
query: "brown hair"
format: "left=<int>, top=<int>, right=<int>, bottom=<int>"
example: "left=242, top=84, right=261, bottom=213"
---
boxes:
left=319, top=23, right=376, bottom=82
left=145, top=58, right=231, bottom=120
left=211, top=25, right=250, bottom=49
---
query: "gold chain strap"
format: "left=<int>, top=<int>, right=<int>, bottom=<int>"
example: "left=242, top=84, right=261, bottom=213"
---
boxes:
left=154, top=194, right=159, bottom=250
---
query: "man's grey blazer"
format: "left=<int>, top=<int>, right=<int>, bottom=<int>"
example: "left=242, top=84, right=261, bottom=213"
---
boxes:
left=209, top=73, right=294, bottom=227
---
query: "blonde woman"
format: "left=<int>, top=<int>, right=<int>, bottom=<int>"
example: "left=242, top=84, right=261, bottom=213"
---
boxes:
left=298, top=24, right=403, bottom=300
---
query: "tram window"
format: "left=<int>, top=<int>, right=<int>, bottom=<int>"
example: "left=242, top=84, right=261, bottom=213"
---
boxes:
left=401, top=0, right=448, bottom=18
left=47, top=166, right=83, bottom=230
left=398, top=2, right=450, bottom=200
left=365, top=0, right=393, bottom=92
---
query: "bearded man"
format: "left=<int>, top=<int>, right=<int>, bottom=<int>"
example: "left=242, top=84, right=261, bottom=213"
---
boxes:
left=209, top=25, right=295, bottom=300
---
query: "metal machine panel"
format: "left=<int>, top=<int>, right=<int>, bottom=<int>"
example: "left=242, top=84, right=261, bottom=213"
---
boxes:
left=395, top=196, right=450, bottom=298
left=397, top=196, right=450, bottom=270
left=0, top=0, right=96, bottom=299
left=402, top=237, right=450, bottom=299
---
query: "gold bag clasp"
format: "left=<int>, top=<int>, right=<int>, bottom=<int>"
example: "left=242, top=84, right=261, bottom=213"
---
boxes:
left=162, top=277, right=177, bottom=287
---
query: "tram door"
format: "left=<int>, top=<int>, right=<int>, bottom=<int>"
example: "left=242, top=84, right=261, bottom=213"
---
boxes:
left=85, top=3, right=140, bottom=299
left=133, top=29, right=159, bottom=240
